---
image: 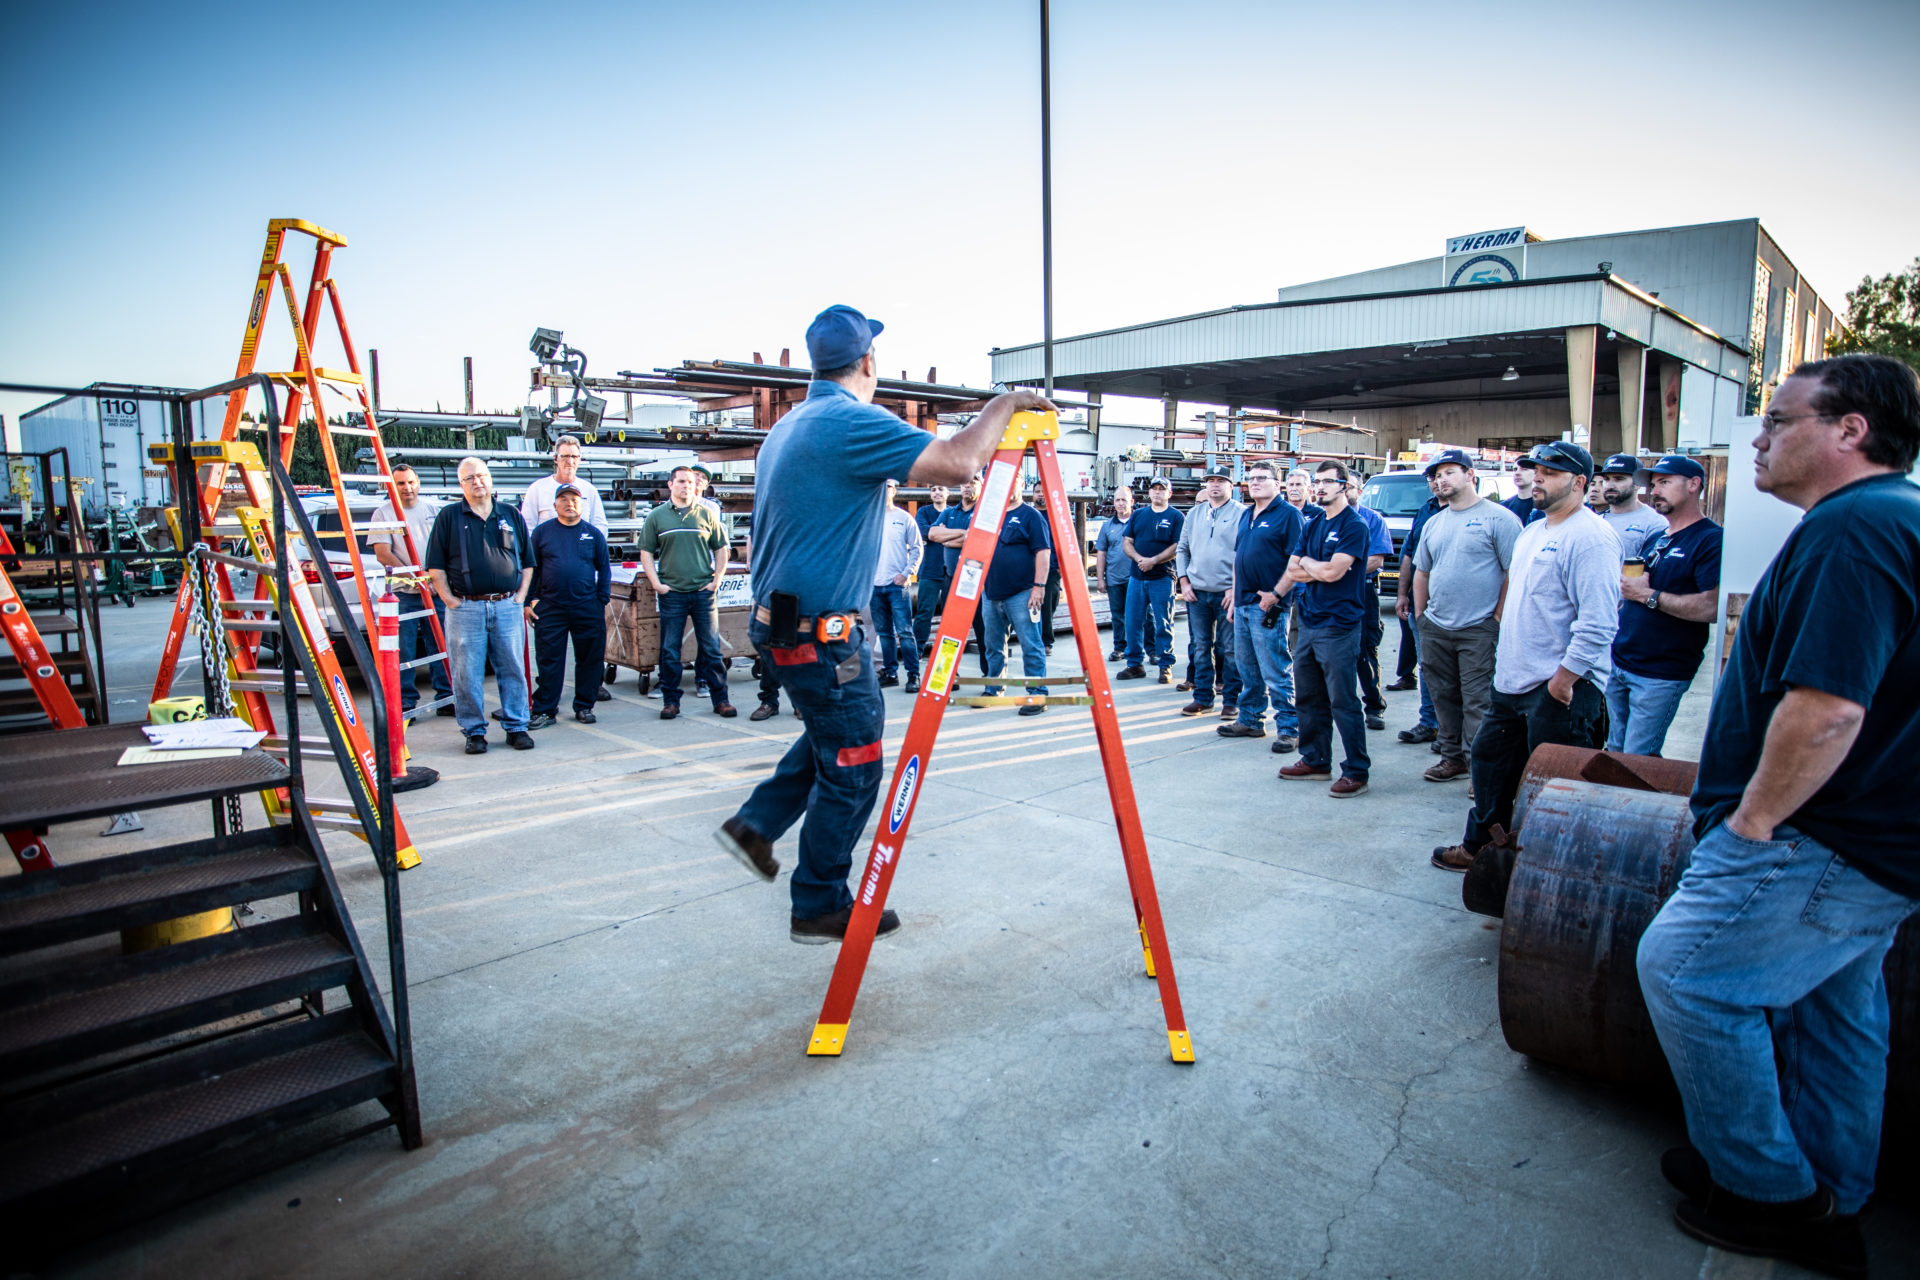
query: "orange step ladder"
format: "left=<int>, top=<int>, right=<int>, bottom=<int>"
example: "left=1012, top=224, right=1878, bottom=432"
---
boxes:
left=0, top=525, right=86, bottom=871
left=806, top=410, right=1194, bottom=1063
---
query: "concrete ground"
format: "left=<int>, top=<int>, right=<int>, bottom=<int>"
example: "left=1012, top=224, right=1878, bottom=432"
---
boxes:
left=26, top=598, right=1917, bottom=1278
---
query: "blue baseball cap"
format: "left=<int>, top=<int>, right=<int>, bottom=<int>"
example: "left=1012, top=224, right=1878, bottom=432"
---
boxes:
left=1525, top=441, right=1595, bottom=479
left=806, top=305, right=884, bottom=372
left=1645, top=453, right=1706, bottom=481
left=1600, top=453, right=1641, bottom=475
left=1423, top=448, right=1475, bottom=476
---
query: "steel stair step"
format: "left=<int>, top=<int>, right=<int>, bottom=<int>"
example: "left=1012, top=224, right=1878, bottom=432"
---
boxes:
left=0, top=916, right=356, bottom=1081
left=0, top=1009, right=396, bottom=1218
left=0, top=829, right=318, bottom=957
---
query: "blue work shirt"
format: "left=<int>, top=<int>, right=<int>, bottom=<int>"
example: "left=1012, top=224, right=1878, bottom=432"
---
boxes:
left=1692, top=474, right=1920, bottom=897
left=1612, top=518, right=1723, bottom=682
left=1402, top=496, right=1444, bottom=562
left=1123, top=506, right=1184, bottom=581
left=1094, top=516, right=1133, bottom=586
left=1296, top=505, right=1371, bottom=630
left=1503, top=493, right=1545, bottom=526
left=984, top=502, right=1052, bottom=602
left=748, top=381, right=933, bottom=616
left=1353, top=502, right=1394, bottom=563
left=914, top=503, right=950, bottom=581
left=530, top=518, right=611, bottom=611
left=935, top=502, right=975, bottom=577
left=1234, top=500, right=1304, bottom=607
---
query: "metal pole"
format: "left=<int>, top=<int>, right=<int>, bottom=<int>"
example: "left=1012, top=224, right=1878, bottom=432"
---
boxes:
left=463, top=356, right=474, bottom=415
left=1040, top=0, right=1053, bottom=400
left=369, top=348, right=382, bottom=413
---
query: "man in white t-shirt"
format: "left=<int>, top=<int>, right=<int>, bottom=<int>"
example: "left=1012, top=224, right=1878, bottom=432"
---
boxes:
left=368, top=464, right=451, bottom=715
left=522, top=434, right=609, bottom=532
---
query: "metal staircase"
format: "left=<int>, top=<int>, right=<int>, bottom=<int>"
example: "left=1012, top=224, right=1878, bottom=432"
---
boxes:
left=0, top=377, right=421, bottom=1259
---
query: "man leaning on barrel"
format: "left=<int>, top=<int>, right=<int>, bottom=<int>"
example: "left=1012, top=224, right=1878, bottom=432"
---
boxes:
left=1636, top=353, right=1920, bottom=1278
left=713, top=304, right=1052, bottom=944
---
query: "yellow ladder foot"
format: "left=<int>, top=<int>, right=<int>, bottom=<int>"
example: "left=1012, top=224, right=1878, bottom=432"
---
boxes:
left=807, top=1022, right=849, bottom=1056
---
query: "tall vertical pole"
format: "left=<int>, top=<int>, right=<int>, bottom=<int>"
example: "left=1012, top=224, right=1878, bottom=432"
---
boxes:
left=1040, top=0, right=1054, bottom=401
left=463, top=356, right=475, bottom=415
left=369, top=348, right=381, bottom=413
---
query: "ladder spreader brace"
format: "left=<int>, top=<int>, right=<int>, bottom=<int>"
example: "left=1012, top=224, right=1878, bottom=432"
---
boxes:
left=807, top=411, right=1195, bottom=1064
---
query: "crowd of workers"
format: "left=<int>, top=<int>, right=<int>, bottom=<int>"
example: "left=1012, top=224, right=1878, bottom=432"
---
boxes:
left=368, top=305, right=1917, bottom=1278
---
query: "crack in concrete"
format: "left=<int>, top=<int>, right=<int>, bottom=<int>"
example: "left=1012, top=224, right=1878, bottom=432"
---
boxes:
left=1307, top=1013, right=1501, bottom=1278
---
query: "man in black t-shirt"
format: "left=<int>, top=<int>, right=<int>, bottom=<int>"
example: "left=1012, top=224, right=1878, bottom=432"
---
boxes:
left=1605, top=455, right=1721, bottom=756
left=1636, top=354, right=1920, bottom=1273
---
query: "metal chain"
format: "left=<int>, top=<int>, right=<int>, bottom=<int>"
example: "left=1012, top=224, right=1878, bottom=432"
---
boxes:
left=184, top=543, right=245, bottom=834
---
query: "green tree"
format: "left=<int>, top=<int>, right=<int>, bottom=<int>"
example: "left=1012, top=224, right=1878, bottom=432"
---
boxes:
left=1828, top=256, right=1920, bottom=369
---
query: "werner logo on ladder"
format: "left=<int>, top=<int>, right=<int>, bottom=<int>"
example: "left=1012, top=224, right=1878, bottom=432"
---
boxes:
left=806, top=410, right=1196, bottom=1064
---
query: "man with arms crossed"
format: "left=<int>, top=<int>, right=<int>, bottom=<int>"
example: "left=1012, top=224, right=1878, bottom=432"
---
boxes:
left=367, top=464, right=452, bottom=717
left=1277, top=462, right=1371, bottom=796
left=714, top=305, right=1051, bottom=943
left=1637, top=355, right=1919, bottom=1276
left=1091, top=487, right=1135, bottom=662
left=1220, top=462, right=1303, bottom=750
left=1117, top=479, right=1182, bottom=683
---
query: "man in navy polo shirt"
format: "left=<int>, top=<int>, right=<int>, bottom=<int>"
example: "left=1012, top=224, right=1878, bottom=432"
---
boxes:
left=1637, top=354, right=1920, bottom=1273
left=715, top=305, right=1052, bottom=945
left=1348, top=475, right=1396, bottom=731
left=1220, top=461, right=1303, bottom=749
left=979, top=483, right=1052, bottom=716
left=927, top=473, right=991, bottom=675
left=1278, top=461, right=1372, bottom=796
left=1117, top=479, right=1183, bottom=682
left=1606, top=454, right=1721, bottom=756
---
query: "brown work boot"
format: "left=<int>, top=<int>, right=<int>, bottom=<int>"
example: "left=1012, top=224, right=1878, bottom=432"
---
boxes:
left=715, top=816, right=779, bottom=881
left=1278, top=762, right=1332, bottom=781
left=1430, top=845, right=1476, bottom=873
left=1329, top=775, right=1369, bottom=798
left=1179, top=701, right=1211, bottom=717
left=1424, top=757, right=1469, bottom=782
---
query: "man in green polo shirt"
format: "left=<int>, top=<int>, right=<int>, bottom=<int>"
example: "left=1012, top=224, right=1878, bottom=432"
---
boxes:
left=639, top=465, right=734, bottom=718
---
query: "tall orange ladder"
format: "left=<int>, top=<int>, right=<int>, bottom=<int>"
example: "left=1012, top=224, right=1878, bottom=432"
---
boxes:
left=152, top=217, right=450, bottom=726
left=149, top=439, right=423, bottom=871
left=806, top=411, right=1195, bottom=1063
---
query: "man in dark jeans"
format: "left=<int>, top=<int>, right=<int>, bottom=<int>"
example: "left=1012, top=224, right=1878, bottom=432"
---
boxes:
left=527, top=483, right=611, bottom=726
left=1347, top=477, right=1394, bottom=731
left=911, top=483, right=951, bottom=655
left=638, top=465, right=736, bottom=720
left=1277, top=462, right=1372, bottom=797
left=1432, top=442, right=1619, bottom=880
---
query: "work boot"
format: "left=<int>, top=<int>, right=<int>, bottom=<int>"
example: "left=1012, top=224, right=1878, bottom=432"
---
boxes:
left=1180, top=701, right=1211, bottom=717
left=1385, top=676, right=1419, bottom=692
left=904, top=675, right=920, bottom=693
left=1398, top=723, right=1437, bottom=744
left=1424, top=757, right=1469, bottom=782
left=714, top=702, right=738, bottom=718
left=506, top=731, right=535, bottom=750
left=1329, top=776, right=1369, bottom=798
left=1278, top=762, right=1332, bottom=781
left=574, top=709, right=597, bottom=723
left=660, top=705, right=680, bottom=720
left=1017, top=703, right=1047, bottom=717
left=878, top=673, right=900, bottom=688
left=526, top=711, right=557, bottom=730
left=1365, top=713, right=1386, bottom=731
left=1157, top=669, right=1172, bottom=685
left=1176, top=679, right=1194, bottom=692
left=715, top=816, right=779, bottom=881
left=464, top=734, right=487, bottom=755
left=1217, top=723, right=1265, bottom=739
left=1431, top=845, right=1475, bottom=872
left=596, top=686, right=612, bottom=701
left=750, top=702, right=778, bottom=722
left=1220, top=704, right=1238, bottom=719
left=1674, top=1184, right=1866, bottom=1280
left=1116, top=666, right=1147, bottom=680
left=791, top=905, right=901, bottom=945
left=1270, top=736, right=1298, bottom=754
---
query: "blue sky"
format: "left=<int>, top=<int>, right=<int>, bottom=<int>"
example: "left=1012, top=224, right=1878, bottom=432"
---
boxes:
left=3, top=0, right=1917, bottom=435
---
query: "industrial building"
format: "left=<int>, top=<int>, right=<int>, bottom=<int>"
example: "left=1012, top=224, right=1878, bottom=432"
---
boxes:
left=990, top=219, right=1844, bottom=462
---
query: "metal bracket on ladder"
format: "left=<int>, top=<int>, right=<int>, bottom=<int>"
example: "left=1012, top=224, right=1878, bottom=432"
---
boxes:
left=804, top=411, right=1195, bottom=1064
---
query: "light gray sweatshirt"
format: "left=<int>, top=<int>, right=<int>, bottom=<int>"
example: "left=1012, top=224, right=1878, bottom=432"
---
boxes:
left=1174, top=498, right=1243, bottom=593
left=1493, top=507, right=1621, bottom=694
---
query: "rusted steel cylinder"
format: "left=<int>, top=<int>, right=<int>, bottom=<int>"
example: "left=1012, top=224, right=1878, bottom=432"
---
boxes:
left=1510, top=745, right=1699, bottom=836
left=1498, top=777, right=1918, bottom=1138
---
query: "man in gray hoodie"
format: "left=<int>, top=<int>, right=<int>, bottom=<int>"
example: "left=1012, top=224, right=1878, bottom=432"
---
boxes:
left=1432, top=442, right=1618, bottom=877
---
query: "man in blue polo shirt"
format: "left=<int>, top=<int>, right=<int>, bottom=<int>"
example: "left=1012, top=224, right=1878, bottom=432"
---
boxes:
left=911, top=483, right=951, bottom=656
left=979, top=483, right=1052, bottom=716
left=1606, top=454, right=1721, bottom=756
left=1220, top=461, right=1303, bottom=749
left=715, top=305, right=1051, bottom=945
left=1117, top=479, right=1183, bottom=682
left=1348, top=475, right=1396, bottom=731
left=1502, top=459, right=1545, bottom=526
left=927, top=473, right=991, bottom=675
left=1637, top=354, right=1920, bottom=1274
left=1278, top=461, right=1372, bottom=796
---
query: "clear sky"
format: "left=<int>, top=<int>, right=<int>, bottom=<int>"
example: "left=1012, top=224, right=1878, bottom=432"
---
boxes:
left=3, top=0, right=1916, bottom=437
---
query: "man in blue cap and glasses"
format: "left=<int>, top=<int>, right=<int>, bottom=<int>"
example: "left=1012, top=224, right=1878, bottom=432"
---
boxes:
left=1431, top=440, right=1618, bottom=877
left=713, top=305, right=1053, bottom=944
left=1608, top=454, right=1721, bottom=756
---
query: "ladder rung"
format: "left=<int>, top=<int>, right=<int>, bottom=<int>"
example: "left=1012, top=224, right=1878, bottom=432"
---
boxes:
left=396, top=606, right=434, bottom=621
left=217, top=598, right=273, bottom=611
left=260, top=367, right=364, bottom=387
left=305, top=796, right=360, bottom=813
left=326, top=426, right=378, bottom=438
left=949, top=674, right=1088, bottom=685
left=949, top=695, right=1095, bottom=707
left=260, top=734, right=333, bottom=751
left=219, top=620, right=281, bottom=632
left=279, top=812, right=364, bottom=831
left=230, top=675, right=309, bottom=694
left=398, top=653, right=446, bottom=672
left=403, top=695, right=455, bottom=722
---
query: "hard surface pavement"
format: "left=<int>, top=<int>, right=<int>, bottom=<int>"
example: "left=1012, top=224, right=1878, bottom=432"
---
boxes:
left=21, top=599, right=1917, bottom=1279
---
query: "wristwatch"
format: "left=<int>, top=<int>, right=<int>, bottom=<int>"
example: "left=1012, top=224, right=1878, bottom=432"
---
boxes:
left=1644, top=590, right=1661, bottom=612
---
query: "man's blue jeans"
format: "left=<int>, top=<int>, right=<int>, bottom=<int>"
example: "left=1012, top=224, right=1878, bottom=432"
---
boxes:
left=1184, top=590, right=1240, bottom=708
left=980, top=593, right=1047, bottom=696
left=445, top=596, right=529, bottom=736
left=1294, top=620, right=1369, bottom=778
left=869, top=583, right=919, bottom=680
left=1605, top=667, right=1691, bottom=756
left=735, top=620, right=887, bottom=920
left=1638, top=823, right=1917, bottom=1213
left=395, top=591, right=450, bottom=712
left=1124, top=575, right=1175, bottom=669
left=658, top=586, right=729, bottom=708
left=1232, top=604, right=1297, bottom=734
left=1404, top=612, right=1437, bottom=729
